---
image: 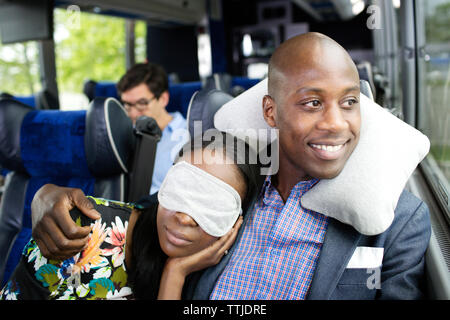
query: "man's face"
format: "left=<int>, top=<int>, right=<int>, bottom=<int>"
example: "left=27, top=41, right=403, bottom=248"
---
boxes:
left=120, top=83, right=168, bottom=124
left=264, top=54, right=361, bottom=180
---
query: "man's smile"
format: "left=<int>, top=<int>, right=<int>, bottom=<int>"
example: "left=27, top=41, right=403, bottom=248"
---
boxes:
left=308, top=140, right=350, bottom=161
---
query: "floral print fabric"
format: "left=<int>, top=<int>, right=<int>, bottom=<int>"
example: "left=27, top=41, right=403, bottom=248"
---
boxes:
left=0, top=197, right=134, bottom=300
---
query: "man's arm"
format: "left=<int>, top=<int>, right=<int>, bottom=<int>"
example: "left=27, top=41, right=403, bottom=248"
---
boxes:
left=31, top=184, right=100, bottom=260
left=378, top=199, right=432, bottom=299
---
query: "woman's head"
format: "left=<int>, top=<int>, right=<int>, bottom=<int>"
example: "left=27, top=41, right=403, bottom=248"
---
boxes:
left=156, top=130, right=258, bottom=258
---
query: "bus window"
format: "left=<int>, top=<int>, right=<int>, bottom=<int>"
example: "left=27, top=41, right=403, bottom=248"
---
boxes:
left=54, top=8, right=132, bottom=110
left=0, top=41, right=41, bottom=96
left=135, top=20, right=147, bottom=64
left=417, top=0, right=450, bottom=185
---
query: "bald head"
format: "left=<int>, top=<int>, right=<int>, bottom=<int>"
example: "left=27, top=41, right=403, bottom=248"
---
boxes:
left=268, top=32, right=358, bottom=98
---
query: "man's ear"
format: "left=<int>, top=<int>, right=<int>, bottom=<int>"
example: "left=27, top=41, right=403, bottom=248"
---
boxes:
left=262, top=95, right=277, bottom=128
left=160, top=90, right=170, bottom=108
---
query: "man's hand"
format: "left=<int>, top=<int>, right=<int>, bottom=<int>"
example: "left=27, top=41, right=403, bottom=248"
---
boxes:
left=31, top=184, right=100, bottom=260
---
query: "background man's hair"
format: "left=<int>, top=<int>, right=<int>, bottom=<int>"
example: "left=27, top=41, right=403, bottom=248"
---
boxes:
left=117, top=62, right=168, bottom=98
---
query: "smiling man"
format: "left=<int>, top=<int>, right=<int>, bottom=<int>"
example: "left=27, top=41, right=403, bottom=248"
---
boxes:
left=188, top=32, right=431, bottom=300
left=262, top=32, right=361, bottom=200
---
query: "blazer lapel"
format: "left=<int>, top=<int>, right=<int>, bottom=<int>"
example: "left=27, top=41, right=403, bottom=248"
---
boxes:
left=307, top=218, right=361, bottom=300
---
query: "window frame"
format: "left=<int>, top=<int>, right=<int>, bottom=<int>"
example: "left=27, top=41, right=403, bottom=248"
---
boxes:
left=414, top=0, right=450, bottom=221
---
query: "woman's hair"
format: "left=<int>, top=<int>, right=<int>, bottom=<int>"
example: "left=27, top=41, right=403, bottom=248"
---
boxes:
left=127, top=201, right=166, bottom=300
left=128, top=129, right=259, bottom=299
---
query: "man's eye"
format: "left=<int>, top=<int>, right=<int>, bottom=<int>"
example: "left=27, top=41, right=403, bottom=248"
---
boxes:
left=342, top=98, right=358, bottom=107
left=303, top=100, right=321, bottom=108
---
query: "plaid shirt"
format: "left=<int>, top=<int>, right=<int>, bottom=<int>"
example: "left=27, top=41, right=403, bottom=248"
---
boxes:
left=210, top=175, right=329, bottom=300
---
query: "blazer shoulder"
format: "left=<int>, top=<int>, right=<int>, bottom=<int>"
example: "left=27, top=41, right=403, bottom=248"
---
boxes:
left=380, top=189, right=431, bottom=253
left=393, top=189, right=430, bottom=226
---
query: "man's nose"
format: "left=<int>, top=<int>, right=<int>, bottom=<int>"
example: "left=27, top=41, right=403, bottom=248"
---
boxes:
left=316, top=104, right=348, bottom=133
left=174, top=212, right=198, bottom=227
left=127, top=109, right=138, bottom=123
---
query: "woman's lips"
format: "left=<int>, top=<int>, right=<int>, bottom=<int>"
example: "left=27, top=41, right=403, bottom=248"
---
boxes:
left=165, top=227, right=193, bottom=247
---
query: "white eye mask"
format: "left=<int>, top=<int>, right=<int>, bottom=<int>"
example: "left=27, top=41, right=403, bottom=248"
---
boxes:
left=157, top=161, right=243, bottom=237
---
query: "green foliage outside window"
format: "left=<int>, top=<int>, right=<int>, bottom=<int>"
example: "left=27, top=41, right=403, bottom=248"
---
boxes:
left=0, top=8, right=146, bottom=98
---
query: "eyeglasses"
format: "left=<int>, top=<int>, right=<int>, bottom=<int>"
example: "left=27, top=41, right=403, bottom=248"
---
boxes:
left=122, top=97, right=157, bottom=112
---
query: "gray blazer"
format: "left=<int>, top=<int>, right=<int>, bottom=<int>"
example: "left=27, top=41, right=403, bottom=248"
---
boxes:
left=183, top=189, right=431, bottom=300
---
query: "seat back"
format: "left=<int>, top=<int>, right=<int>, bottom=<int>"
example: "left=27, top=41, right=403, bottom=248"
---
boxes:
left=230, top=76, right=261, bottom=96
left=186, top=89, right=233, bottom=138
left=1, top=88, right=60, bottom=110
left=167, top=81, right=203, bottom=117
left=0, top=97, right=134, bottom=285
left=203, top=73, right=233, bottom=93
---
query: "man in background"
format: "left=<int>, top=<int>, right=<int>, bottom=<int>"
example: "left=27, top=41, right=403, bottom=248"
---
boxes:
left=117, top=63, right=187, bottom=194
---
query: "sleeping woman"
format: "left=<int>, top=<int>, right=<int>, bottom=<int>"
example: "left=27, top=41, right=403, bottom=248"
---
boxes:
left=0, top=130, right=258, bottom=300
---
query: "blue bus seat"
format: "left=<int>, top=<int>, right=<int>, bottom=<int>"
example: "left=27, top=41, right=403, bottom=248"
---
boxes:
left=231, top=76, right=261, bottom=91
left=82, top=77, right=263, bottom=118
left=84, top=80, right=120, bottom=101
left=12, top=95, right=37, bottom=108
left=82, top=79, right=203, bottom=118
left=0, top=97, right=134, bottom=286
left=203, top=74, right=261, bottom=97
left=1, top=88, right=59, bottom=110
left=167, top=81, right=202, bottom=117
left=1, top=92, right=36, bottom=109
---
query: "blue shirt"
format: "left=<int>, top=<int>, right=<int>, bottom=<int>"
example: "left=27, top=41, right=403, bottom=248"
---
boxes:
left=150, top=112, right=188, bottom=194
left=210, top=175, right=329, bottom=300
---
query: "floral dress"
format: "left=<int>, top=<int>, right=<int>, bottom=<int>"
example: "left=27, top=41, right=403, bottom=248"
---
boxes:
left=0, top=196, right=135, bottom=300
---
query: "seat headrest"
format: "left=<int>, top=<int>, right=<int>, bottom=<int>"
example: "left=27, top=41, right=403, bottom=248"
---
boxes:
left=20, top=109, right=92, bottom=178
left=0, top=99, right=34, bottom=173
left=167, top=81, right=203, bottom=116
left=360, top=79, right=374, bottom=101
left=186, top=89, right=233, bottom=138
left=94, top=81, right=120, bottom=100
left=203, top=73, right=233, bottom=92
left=85, top=97, right=134, bottom=177
left=357, top=62, right=376, bottom=100
left=83, top=80, right=98, bottom=102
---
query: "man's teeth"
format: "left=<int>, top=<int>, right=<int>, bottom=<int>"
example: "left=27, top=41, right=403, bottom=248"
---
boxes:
left=310, top=143, right=344, bottom=152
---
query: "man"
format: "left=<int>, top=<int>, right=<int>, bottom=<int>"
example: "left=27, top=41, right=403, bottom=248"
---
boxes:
left=117, top=63, right=188, bottom=194
left=29, top=33, right=431, bottom=299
